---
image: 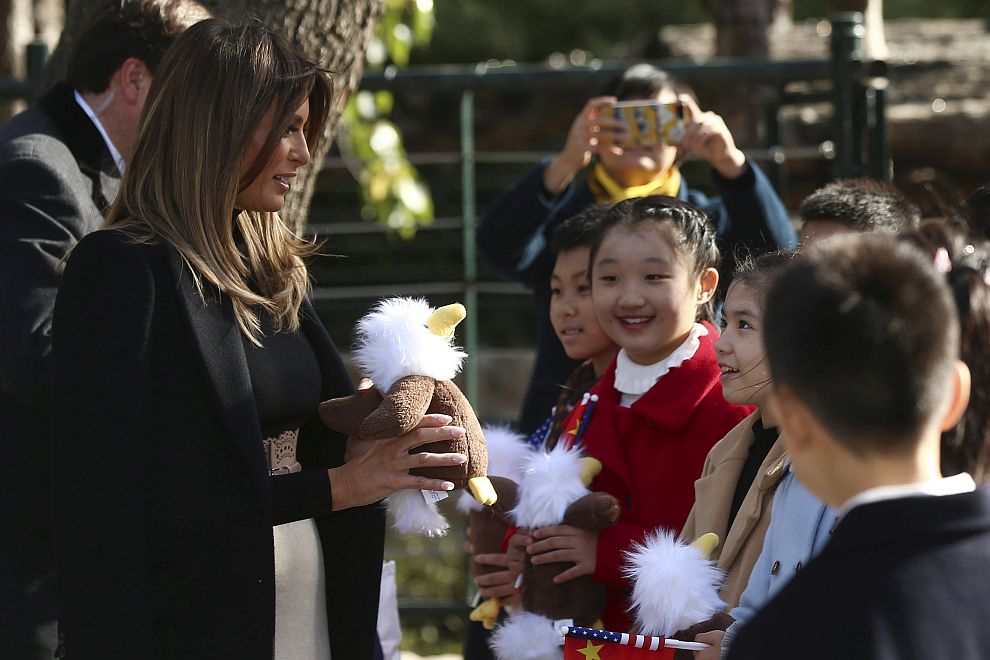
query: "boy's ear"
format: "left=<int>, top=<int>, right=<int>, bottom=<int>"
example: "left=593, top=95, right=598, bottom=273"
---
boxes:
left=940, top=360, right=972, bottom=432
left=696, top=267, right=719, bottom=305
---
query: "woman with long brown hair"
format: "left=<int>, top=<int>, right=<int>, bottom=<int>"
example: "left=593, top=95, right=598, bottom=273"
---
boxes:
left=50, top=19, right=465, bottom=660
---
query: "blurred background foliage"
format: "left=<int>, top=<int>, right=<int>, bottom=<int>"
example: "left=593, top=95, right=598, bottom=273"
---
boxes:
left=337, top=0, right=436, bottom=237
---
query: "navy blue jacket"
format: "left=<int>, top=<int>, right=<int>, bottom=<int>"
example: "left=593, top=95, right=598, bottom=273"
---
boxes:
left=476, top=160, right=796, bottom=434
left=728, top=488, right=990, bottom=660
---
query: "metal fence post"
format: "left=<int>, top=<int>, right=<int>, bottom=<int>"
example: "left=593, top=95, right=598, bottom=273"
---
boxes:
left=460, top=91, right=479, bottom=404
left=865, top=62, right=891, bottom=181
left=26, top=38, right=48, bottom=100
left=830, top=12, right=865, bottom=179
left=764, top=85, right=788, bottom=201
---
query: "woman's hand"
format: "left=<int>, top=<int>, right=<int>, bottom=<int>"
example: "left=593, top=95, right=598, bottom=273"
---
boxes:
left=527, top=524, right=598, bottom=584
left=543, top=96, right=627, bottom=194
left=678, top=95, right=747, bottom=180
left=329, top=414, right=467, bottom=510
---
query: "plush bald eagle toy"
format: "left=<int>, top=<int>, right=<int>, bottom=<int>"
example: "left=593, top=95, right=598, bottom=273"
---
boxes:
left=624, top=531, right=725, bottom=638
left=319, top=297, right=496, bottom=537
left=488, top=443, right=621, bottom=660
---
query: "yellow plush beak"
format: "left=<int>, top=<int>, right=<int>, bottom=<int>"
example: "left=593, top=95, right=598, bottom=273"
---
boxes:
left=427, top=303, right=466, bottom=337
left=578, top=457, right=603, bottom=486
left=690, top=532, right=720, bottom=559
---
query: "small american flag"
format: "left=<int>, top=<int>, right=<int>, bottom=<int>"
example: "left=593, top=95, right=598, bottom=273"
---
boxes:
left=562, top=626, right=676, bottom=659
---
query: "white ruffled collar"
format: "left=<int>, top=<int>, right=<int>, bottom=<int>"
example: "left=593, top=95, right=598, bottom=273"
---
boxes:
left=614, top=323, right=708, bottom=397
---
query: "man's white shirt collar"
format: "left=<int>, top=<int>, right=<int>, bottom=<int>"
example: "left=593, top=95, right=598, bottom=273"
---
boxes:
left=837, top=472, right=976, bottom=518
left=74, top=90, right=125, bottom=174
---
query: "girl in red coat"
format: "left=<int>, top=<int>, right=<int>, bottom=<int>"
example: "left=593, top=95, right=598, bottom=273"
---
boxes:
left=523, top=196, right=754, bottom=631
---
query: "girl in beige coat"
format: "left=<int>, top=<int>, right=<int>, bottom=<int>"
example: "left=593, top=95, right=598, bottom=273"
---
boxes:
left=679, top=252, right=793, bottom=609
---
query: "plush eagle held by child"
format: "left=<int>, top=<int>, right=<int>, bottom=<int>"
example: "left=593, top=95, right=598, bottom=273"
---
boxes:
left=319, top=297, right=496, bottom=536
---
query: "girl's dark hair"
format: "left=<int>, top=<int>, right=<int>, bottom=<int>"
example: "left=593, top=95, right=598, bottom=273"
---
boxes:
left=589, top=195, right=720, bottom=322
left=901, top=223, right=990, bottom=482
left=729, top=250, right=797, bottom=305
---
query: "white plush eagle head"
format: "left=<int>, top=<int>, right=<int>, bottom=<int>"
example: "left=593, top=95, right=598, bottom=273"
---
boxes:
left=352, top=297, right=468, bottom=393
left=510, top=443, right=601, bottom=529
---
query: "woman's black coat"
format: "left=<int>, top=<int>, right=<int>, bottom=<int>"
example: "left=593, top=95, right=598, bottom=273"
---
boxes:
left=50, top=229, right=385, bottom=660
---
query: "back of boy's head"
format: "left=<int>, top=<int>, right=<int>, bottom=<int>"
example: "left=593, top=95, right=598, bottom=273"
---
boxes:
left=799, top=178, right=919, bottom=235
left=551, top=204, right=608, bottom=255
left=764, top=234, right=959, bottom=453
left=589, top=195, right=720, bottom=321
left=901, top=223, right=990, bottom=479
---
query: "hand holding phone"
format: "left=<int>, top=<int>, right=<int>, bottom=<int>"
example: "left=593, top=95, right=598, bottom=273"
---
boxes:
left=677, top=95, right=747, bottom=179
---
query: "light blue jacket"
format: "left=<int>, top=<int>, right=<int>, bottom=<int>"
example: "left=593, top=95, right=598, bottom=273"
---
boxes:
left=721, top=466, right=839, bottom=657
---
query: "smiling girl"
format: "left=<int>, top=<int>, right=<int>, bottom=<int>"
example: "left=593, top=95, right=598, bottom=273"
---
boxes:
left=522, top=196, right=753, bottom=631
left=678, top=252, right=794, bottom=613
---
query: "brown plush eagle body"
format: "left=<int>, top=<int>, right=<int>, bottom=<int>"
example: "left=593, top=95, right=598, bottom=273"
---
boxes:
left=318, top=297, right=495, bottom=536
left=321, top=375, right=487, bottom=487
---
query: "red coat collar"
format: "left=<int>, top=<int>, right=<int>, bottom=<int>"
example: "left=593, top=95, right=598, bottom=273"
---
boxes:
left=590, top=323, right=722, bottom=432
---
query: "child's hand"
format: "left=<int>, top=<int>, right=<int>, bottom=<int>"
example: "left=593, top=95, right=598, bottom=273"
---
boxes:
left=543, top=96, right=627, bottom=194
left=473, top=550, right=524, bottom=607
left=528, top=524, right=598, bottom=584
left=677, top=95, right=747, bottom=180
left=693, top=630, right=725, bottom=660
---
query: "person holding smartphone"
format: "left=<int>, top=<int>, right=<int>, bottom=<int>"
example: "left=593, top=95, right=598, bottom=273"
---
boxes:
left=477, top=63, right=797, bottom=438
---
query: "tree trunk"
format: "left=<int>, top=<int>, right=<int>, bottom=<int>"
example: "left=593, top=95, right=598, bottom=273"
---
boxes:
left=705, top=0, right=778, bottom=147
left=44, top=0, right=385, bottom=233
left=0, top=0, right=34, bottom=121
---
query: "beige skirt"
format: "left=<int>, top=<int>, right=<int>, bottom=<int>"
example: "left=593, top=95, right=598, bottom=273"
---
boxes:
left=274, top=518, right=332, bottom=660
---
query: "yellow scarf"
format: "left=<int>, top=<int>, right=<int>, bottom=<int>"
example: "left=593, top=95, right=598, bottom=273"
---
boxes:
left=588, top=162, right=682, bottom=204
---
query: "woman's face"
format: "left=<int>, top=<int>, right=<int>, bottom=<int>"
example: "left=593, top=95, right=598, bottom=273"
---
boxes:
left=235, top=98, right=311, bottom=212
left=715, top=282, right=773, bottom=407
left=597, top=87, right=680, bottom=188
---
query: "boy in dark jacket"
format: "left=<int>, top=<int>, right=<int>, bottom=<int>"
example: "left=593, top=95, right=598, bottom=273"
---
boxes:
left=729, top=234, right=988, bottom=660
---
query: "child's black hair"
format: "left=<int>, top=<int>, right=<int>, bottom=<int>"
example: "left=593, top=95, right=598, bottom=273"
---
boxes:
left=799, top=178, right=919, bottom=235
left=605, top=63, right=693, bottom=101
left=728, top=250, right=797, bottom=307
left=962, top=183, right=990, bottom=241
left=551, top=204, right=609, bottom=255
left=763, top=234, right=959, bottom=452
left=901, top=222, right=990, bottom=481
left=589, top=195, right=720, bottom=323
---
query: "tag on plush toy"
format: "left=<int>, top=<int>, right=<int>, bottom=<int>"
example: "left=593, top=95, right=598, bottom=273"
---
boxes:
left=422, top=489, right=449, bottom=505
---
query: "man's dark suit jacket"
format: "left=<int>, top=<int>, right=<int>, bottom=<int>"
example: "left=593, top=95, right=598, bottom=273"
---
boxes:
left=728, top=488, right=990, bottom=660
left=51, top=229, right=386, bottom=659
left=0, top=82, right=121, bottom=659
